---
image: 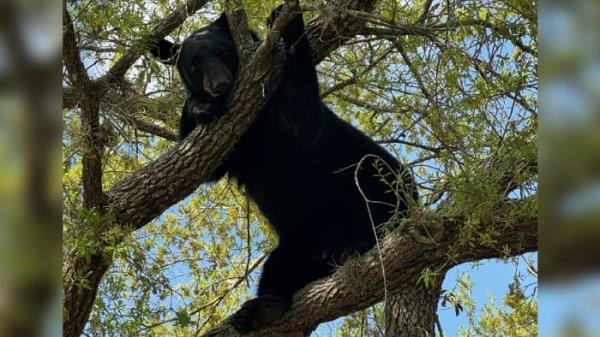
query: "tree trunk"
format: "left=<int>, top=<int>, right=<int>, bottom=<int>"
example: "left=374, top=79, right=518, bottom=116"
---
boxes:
left=384, top=275, right=444, bottom=337
left=63, top=253, right=110, bottom=337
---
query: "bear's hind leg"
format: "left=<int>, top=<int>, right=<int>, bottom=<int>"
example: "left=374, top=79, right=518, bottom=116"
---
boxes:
left=231, top=246, right=332, bottom=333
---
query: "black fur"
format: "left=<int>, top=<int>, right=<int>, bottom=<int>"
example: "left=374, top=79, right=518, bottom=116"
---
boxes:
left=150, top=38, right=180, bottom=64
left=150, top=7, right=417, bottom=333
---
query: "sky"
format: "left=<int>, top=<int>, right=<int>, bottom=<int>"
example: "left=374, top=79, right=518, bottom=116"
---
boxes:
left=438, top=253, right=537, bottom=337
left=310, top=252, right=538, bottom=337
left=70, top=2, right=541, bottom=336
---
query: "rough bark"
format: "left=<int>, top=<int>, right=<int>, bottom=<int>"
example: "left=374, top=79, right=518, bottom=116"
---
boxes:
left=384, top=279, right=443, bottom=337
left=62, top=1, right=92, bottom=91
left=199, top=215, right=536, bottom=337
left=63, top=253, right=110, bottom=337
left=62, top=0, right=537, bottom=336
left=63, top=0, right=313, bottom=335
left=67, top=0, right=379, bottom=231
left=64, top=0, right=105, bottom=209
left=305, top=0, right=376, bottom=63
left=62, top=1, right=213, bottom=336
left=63, top=4, right=110, bottom=334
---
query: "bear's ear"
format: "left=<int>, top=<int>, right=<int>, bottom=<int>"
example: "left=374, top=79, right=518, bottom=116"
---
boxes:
left=214, top=13, right=260, bottom=41
left=213, top=13, right=231, bottom=34
left=149, top=39, right=180, bottom=65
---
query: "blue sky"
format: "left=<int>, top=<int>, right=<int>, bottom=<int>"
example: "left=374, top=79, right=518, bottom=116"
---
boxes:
left=71, top=3, right=539, bottom=335
left=438, top=253, right=537, bottom=336
left=310, top=252, right=537, bottom=336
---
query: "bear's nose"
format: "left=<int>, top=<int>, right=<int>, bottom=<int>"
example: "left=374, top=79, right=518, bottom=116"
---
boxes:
left=213, top=81, right=230, bottom=95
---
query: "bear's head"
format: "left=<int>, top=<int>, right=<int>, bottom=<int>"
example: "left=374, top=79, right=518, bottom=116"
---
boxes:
left=150, top=13, right=242, bottom=98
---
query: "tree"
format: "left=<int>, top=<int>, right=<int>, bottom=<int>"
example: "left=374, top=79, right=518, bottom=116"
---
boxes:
left=62, top=0, right=537, bottom=336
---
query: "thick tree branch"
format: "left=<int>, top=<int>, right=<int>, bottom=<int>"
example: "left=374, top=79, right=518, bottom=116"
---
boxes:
left=63, top=2, right=105, bottom=209
left=79, top=97, right=105, bottom=209
left=63, top=2, right=383, bottom=335
left=104, top=6, right=293, bottom=231
left=384, top=276, right=442, bottom=337
left=304, top=0, right=377, bottom=63
left=225, top=0, right=258, bottom=62
left=63, top=2, right=212, bottom=336
left=200, top=214, right=537, bottom=337
left=63, top=252, right=110, bottom=337
left=63, top=86, right=77, bottom=109
left=104, top=0, right=378, bottom=232
left=63, top=1, right=537, bottom=336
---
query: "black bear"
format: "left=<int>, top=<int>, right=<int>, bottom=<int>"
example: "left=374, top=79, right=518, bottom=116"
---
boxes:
left=150, top=6, right=417, bottom=333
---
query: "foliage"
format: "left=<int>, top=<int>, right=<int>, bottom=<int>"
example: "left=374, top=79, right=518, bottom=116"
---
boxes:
left=63, top=0, right=537, bottom=335
left=453, top=271, right=538, bottom=337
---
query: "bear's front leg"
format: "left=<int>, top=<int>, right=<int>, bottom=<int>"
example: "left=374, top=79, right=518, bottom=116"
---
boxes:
left=183, top=96, right=224, bottom=124
left=179, top=96, right=226, bottom=139
left=230, top=295, right=290, bottom=333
